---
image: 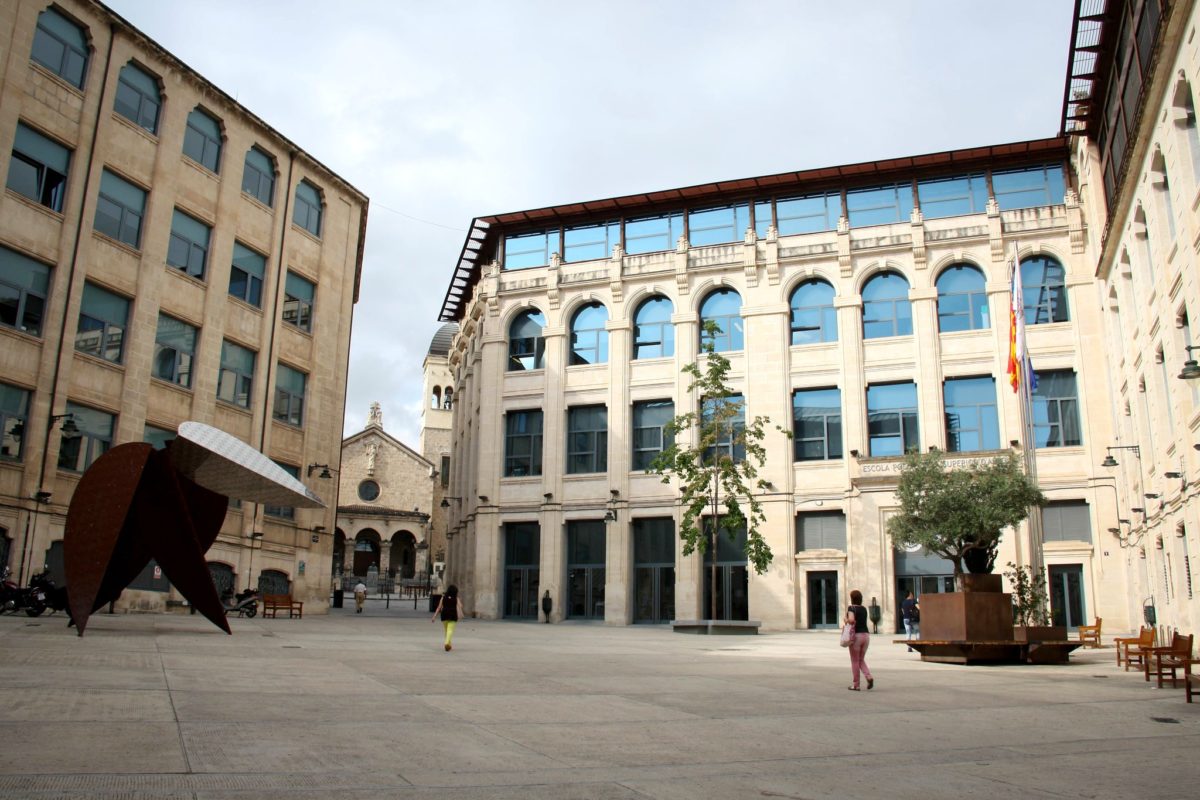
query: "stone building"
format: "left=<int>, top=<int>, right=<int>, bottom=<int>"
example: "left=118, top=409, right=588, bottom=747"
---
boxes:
left=333, top=403, right=435, bottom=588
left=0, top=0, right=367, bottom=612
left=436, top=138, right=1125, bottom=631
left=1065, top=0, right=1200, bottom=635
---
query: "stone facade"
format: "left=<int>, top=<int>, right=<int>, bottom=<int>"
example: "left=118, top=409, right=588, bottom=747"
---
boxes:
left=0, top=0, right=367, bottom=612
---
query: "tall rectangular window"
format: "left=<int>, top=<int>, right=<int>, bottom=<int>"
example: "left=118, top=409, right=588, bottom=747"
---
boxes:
left=0, top=382, right=31, bottom=461
left=503, top=230, right=555, bottom=269
left=30, top=8, right=88, bottom=89
left=153, top=314, right=197, bottom=389
left=1032, top=370, right=1082, bottom=448
left=228, top=242, right=265, bottom=307
left=753, top=200, right=773, bottom=238
left=166, top=209, right=211, bottom=280
left=688, top=204, right=749, bottom=246
left=143, top=424, right=175, bottom=450
left=793, top=387, right=842, bottom=461
left=264, top=461, right=299, bottom=519
left=273, top=364, right=307, bottom=427
left=847, top=183, right=914, bottom=227
left=293, top=180, right=322, bottom=237
left=283, top=271, right=315, bottom=332
left=943, top=377, right=999, bottom=452
left=625, top=213, right=683, bottom=255
left=796, top=512, right=847, bottom=551
left=217, top=340, right=256, bottom=408
left=632, top=400, right=674, bottom=471
left=775, top=193, right=840, bottom=235
left=94, top=170, right=146, bottom=248
left=0, top=245, right=50, bottom=337
left=702, top=394, right=745, bottom=463
left=867, top=382, right=919, bottom=456
left=7, top=122, right=70, bottom=211
left=505, top=410, right=543, bottom=477
left=241, top=146, right=275, bottom=206
left=917, top=173, right=987, bottom=219
left=57, top=403, right=114, bottom=473
left=992, top=165, right=1066, bottom=210
left=567, top=405, right=607, bottom=474
left=563, top=221, right=619, bottom=262
left=76, top=282, right=128, bottom=364
left=1041, top=500, right=1092, bottom=543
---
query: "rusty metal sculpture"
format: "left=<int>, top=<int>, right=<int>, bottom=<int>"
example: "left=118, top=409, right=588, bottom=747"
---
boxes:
left=64, top=422, right=324, bottom=636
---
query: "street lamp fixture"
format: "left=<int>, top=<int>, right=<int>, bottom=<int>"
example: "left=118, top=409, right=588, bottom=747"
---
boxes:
left=245, top=531, right=264, bottom=591
left=306, top=463, right=333, bottom=478
left=1100, top=445, right=1141, bottom=468
left=440, top=496, right=461, bottom=509
left=1178, top=345, right=1200, bottom=381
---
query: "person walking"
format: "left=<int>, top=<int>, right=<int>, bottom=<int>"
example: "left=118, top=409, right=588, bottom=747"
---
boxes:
left=901, top=591, right=920, bottom=651
left=353, top=581, right=367, bottom=613
left=846, top=589, right=874, bottom=691
left=431, top=584, right=464, bottom=651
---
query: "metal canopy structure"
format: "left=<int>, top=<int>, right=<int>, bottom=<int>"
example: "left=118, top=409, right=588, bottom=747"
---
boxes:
left=1061, top=0, right=1116, bottom=138
left=438, top=137, right=1068, bottom=322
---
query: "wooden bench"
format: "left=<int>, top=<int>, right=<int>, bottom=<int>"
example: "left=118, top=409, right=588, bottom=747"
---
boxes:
left=1077, top=618, right=1102, bottom=648
left=262, top=594, right=303, bottom=619
left=1115, top=627, right=1154, bottom=668
left=1144, top=632, right=1194, bottom=688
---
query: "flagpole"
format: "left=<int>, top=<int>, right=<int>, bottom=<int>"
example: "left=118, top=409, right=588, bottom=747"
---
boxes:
left=1009, top=246, right=1044, bottom=576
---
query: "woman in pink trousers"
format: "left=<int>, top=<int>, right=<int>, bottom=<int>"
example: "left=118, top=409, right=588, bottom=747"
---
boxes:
left=845, top=589, right=874, bottom=691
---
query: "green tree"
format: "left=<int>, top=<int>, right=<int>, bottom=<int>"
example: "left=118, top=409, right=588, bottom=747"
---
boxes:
left=648, top=321, right=788, bottom=621
left=887, top=450, right=1045, bottom=576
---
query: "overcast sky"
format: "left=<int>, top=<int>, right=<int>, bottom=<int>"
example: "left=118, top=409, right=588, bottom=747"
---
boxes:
left=105, top=0, right=1075, bottom=447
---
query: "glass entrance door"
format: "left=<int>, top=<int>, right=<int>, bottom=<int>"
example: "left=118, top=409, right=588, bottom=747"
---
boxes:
left=703, top=525, right=749, bottom=621
left=1048, top=564, right=1085, bottom=630
left=567, top=520, right=605, bottom=620
left=503, top=522, right=540, bottom=619
left=634, top=518, right=676, bottom=624
left=807, top=571, right=839, bottom=628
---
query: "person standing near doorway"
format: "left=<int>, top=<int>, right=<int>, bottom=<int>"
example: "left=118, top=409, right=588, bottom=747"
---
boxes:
left=354, top=580, right=367, bottom=613
left=431, top=584, right=464, bottom=651
left=901, top=591, right=920, bottom=651
left=846, top=589, right=874, bottom=691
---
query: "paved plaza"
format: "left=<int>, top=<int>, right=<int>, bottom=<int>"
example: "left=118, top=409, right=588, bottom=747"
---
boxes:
left=0, top=605, right=1197, bottom=799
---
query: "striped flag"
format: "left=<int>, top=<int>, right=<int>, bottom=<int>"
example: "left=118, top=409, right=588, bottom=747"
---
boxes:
left=1006, top=253, right=1037, bottom=394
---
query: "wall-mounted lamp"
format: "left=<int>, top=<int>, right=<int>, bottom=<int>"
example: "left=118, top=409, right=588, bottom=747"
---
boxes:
left=610, top=488, right=620, bottom=498
left=310, top=525, right=325, bottom=543
left=543, top=492, right=554, bottom=501
left=1109, top=518, right=1142, bottom=548
left=1144, top=493, right=1161, bottom=499
left=1178, top=345, right=1200, bottom=381
left=478, top=495, right=488, bottom=503
left=1165, top=470, right=1188, bottom=491
left=604, top=509, right=617, bottom=523
left=849, top=449, right=860, bottom=458
left=1010, top=439, right=1021, bottom=449
left=307, top=463, right=334, bottom=478
left=440, top=496, right=461, bottom=509
left=1100, top=445, right=1141, bottom=468
left=51, top=413, right=80, bottom=439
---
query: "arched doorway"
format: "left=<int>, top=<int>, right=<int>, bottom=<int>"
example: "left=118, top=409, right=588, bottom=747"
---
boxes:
left=353, top=529, right=381, bottom=576
left=258, top=569, right=290, bottom=595
left=209, top=562, right=235, bottom=597
left=332, top=529, right=346, bottom=578
left=390, top=531, right=416, bottom=579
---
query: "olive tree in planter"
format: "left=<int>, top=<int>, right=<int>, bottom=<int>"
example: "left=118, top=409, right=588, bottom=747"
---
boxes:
left=887, top=450, right=1046, bottom=581
left=649, top=321, right=788, bottom=626
left=887, top=450, right=1045, bottom=643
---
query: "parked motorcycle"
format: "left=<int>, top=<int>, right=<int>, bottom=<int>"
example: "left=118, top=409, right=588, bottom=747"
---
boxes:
left=27, top=571, right=68, bottom=617
left=0, top=568, right=22, bottom=614
left=221, top=587, right=259, bottom=618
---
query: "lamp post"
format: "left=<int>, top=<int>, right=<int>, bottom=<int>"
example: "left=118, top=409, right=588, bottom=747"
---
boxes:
left=18, top=413, right=79, bottom=585
left=245, top=531, right=264, bottom=592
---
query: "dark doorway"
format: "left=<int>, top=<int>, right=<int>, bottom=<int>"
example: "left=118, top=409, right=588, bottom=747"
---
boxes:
left=504, top=522, right=539, bottom=619
left=258, top=569, right=290, bottom=595
left=390, top=531, right=415, bottom=579
left=633, top=517, right=675, bottom=624
left=208, top=562, right=235, bottom=596
left=1049, top=563, right=1086, bottom=630
left=807, top=571, right=839, bottom=628
left=567, top=520, right=605, bottom=620
left=703, top=525, right=748, bottom=621
left=332, top=530, right=346, bottom=578
left=353, top=530, right=381, bottom=576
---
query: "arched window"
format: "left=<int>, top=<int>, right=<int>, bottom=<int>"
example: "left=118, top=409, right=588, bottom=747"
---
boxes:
left=570, top=302, right=609, bottom=365
left=257, top=569, right=290, bottom=596
left=183, top=107, right=222, bottom=173
left=443, top=388, right=453, bottom=409
left=508, top=310, right=546, bottom=371
left=207, top=562, right=235, bottom=596
left=431, top=387, right=441, bottom=408
left=293, top=180, right=323, bottom=237
left=633, top=295, right=674, bottom=359
left=242, top=146, right=276, bottom=206
left=862, top=271, right=912, bottom=339
left=1021, top=256, right=1069, bottom=324
left=789, top=279, right=837, bottom=344
left=114, top=62, right=160, bottom=133
left=30, top=7, right=88, bottom=88
left=936, top=264, right=988, bottom=332
left=700, top=288, right=743, bottom=352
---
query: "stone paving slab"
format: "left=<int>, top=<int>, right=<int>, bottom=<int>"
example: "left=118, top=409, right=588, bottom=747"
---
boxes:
left=0, top=612, right=1197, bottom=799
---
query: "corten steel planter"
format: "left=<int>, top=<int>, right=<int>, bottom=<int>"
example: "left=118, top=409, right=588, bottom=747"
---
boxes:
left=1013, top=625, right=1068, bottom=643
left=919, top=590, right=1014, bottom=642
left=958, top=573, right=1004, bottom=593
